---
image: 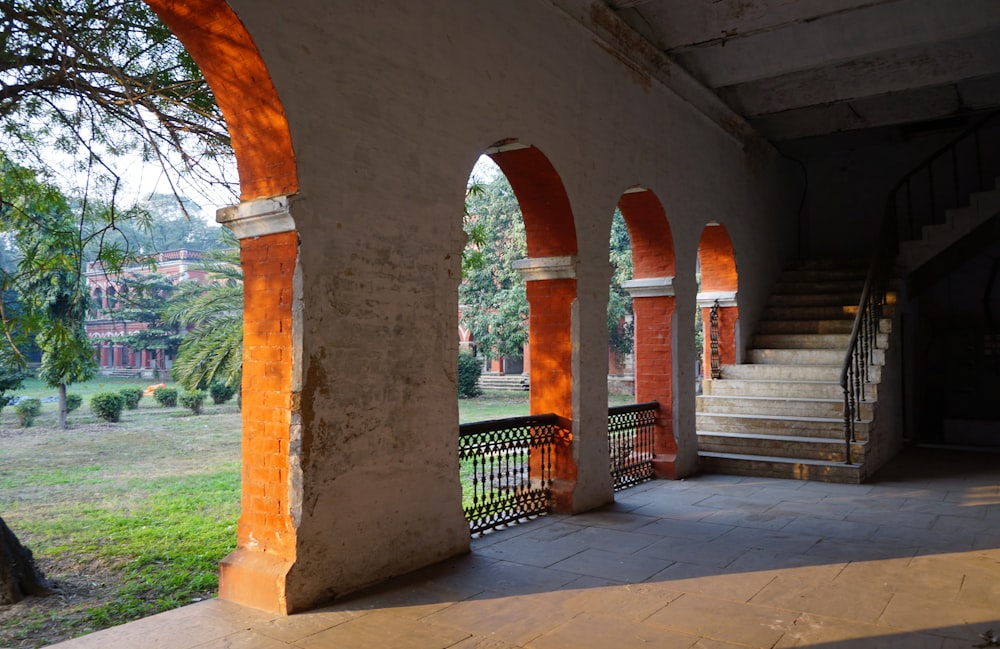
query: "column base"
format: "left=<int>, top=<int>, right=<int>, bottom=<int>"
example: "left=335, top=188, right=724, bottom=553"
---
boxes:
left=653, top=454, right=678, bottom=480
left=219, top=548, right=294, bottom=614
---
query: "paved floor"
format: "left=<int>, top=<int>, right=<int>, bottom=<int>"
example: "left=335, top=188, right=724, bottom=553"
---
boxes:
left=51, top=447, right=1000, bottom=649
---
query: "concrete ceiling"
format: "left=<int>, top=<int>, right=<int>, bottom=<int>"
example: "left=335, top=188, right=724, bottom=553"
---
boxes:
left=607, top=0, right=1000, bottom=141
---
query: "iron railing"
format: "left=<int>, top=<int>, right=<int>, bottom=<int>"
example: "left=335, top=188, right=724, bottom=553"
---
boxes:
left=459, top=414, right=566, bottom=534
left=709, top=300, right=722, bottom=379
left=608, top=401, right=658, bottom=490
left=840, top=110, right=1000, bottom=463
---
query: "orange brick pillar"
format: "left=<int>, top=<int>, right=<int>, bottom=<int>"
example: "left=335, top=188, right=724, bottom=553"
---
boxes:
left=216, top=196, right=301, bottom=613
left=100, top=343, right=111, bottom=368
left=514, top=256, right=577, bottom=512
left=623, top=277, right=677, bottom=479
left=698, top=292, right=739, bottom=380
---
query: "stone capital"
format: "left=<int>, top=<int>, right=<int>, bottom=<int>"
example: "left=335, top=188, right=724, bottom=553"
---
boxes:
left=697, top=291, right=738, bottom=308
left=512, top=256, right=577, bottom=281
left=217, top=195, right=296, bottom=239
left=622, top=276, right=675, bottom=298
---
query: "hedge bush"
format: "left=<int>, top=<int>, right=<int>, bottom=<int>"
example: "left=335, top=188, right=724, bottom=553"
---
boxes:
left=119, top=387, right=143, bottom=410
left=90, top=392, right=125, bottom=423
left=66, top=394, right=83, bottom=413
left=15, top=398, right=41, bottom=427
left=179, top=390, right=207, bottom=415
left=153, top=386, right=178, bottom=407
left=457, top=353, right=482, bottom=399
left=209, top=382, right=236, bottom=405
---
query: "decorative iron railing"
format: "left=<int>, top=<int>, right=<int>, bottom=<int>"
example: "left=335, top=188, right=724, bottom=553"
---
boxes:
left=459, top=414, right=566, bottom=534
left=840, top=110, right=1000, bottom=463
left=709, top=300, right=722, bottom=379
left=608, top=401, right=658, bottom=490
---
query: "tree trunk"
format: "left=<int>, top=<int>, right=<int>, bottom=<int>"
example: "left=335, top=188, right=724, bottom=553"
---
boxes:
left=57, top=383, right=67, bottom=430
left=0, top=515, right=52, bottom=605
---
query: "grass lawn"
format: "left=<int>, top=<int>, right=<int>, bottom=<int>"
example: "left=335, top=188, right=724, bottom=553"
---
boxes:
left=0, top=382, right=634, bottom=647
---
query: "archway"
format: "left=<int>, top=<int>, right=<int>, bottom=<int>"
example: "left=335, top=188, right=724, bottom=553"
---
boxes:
left=697, top=223, right=739, bottom=382
left=467, top=142, right=579, bottom=511
left=142, top=0, right=300, bottom=613
left=616, top=188, right=678, bottom=478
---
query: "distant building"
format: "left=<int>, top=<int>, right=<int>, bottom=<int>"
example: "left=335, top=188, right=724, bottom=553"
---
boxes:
left=84, top=250, right=208, bottom=377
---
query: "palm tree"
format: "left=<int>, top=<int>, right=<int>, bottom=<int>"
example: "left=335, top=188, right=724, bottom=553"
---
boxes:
left=163, top=233, right=243, bottom=391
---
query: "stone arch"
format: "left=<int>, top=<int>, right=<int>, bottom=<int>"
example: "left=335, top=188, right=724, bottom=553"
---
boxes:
left=477, top=142, right=578, bottom=510
left=141, top=0, right=300, bottom=613
left=616, top=188, right=678, bottom=478
left=697, top=223, right=739, bottom=378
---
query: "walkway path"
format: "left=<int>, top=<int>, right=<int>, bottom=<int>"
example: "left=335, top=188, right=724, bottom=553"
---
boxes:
left=52, top=447, right=1000, bottom=648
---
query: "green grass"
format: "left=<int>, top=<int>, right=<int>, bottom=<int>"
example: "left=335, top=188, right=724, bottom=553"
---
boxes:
left=0, top=380, right=636, bottom=647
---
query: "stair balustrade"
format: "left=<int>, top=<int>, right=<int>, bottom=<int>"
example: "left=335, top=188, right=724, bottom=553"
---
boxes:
left=840, top=110, right=1000, bottom=462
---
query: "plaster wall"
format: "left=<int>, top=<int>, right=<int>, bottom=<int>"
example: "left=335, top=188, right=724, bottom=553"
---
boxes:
left=227, top=0, right=800, bottom=609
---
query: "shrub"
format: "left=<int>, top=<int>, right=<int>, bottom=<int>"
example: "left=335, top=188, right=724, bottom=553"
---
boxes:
left=15, top=398, right=41, bottom=427
left=179, top=390, right=207, bottom=415
left=0, top=395, right=10, bottom=415
left=209, top=382, right=236, bottom=405
left=66, top=394, right=83, bottom=413
left=457, top=353, right=482, bottom=399
left=90, top=392, right=125, bottom=423
left=119, top=387, right=143, bottom=410
left=153, top=386, right=178, bottom=407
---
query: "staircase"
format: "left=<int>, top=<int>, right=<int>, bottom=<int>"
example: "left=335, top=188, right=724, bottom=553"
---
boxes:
left=899, top=177, right=1000, bottom=271
left=697, top=260, right=894, bottom=483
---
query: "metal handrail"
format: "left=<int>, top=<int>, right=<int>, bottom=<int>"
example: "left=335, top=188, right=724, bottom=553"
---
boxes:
left=838, top=109, right=1000, bottom=464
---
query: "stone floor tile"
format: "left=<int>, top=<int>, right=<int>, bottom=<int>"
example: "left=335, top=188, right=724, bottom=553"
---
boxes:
left=779, top=515, right=879, bottom=541
left=794, top=481, right=874, bottom=496
left=695, top=494, right=778, bottom=513
left=474, top=534, right=589, bottom=568
left=869, top=524, right=961, bottom=554
left=900, top=497, right=988, bottom=519
left=570, top=508, right=661, bottom=532
left=644, top=592, right=796, bottom=648
left=252, top=607, right=362, bottom=642
left=773, top=613, right=945, bottom=649
left=526, top=612, right=699, bottom=649
left=824, top=493, right=906, bottom=512
left=455, top=559, right=579, bottom=596
left=647, top=561, right=779, bottom=603
left=560, top=581, right=680, bottom=622
left=518, top=519, right=587, bottom=542
left=724, top=548, right=830, bottom=573
left=631, top=499, right=716, bottom=521
left=293, top=609, right=470, bottom=649
left=424, top=592, right=577, bottom=646
left=714, top=527, right=821, bottom=555
left=633, top=518, right=734, bottom=541
left=548, top=547, right=673, bottom=582
left=750, top=567, right=895, bottom=624
left=691, top=639, right=761, bottom=649
left=696, top=507, right=795, bottom=531
left=844, top=508, right=939, bottom=529
left=833, top=556, right=963, bottom=600
left=447, top=635, right=523, bottom=649
left=191, top=630, right=292, bottom=649
left=877, top=591, right=1000, bottom=630
left=766, top=499, right=856, bottom=521
left=554, top=524, right=660, bottom=554
left=636, top=535, right=751, bottom=568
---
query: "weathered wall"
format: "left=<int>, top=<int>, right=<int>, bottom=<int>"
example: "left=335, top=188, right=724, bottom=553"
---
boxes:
left=222, top=0, right=800, bottom=610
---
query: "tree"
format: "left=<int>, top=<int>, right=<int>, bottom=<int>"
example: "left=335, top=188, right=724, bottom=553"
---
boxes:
left=0, top=0, right=236, bottom=212
left=1, top=157, right=96, bottom=429
left=608, top=209, right=634, bottom=363
left=0, top=515, right=51, bottom=605
left=163, top=234, right=243, bottom=391
left=459, top=175, right=529, bottom=362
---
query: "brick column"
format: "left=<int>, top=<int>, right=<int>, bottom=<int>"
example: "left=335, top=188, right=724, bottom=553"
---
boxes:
left=99, top=343, right=111, bottom=368
left=513, top=256, right=577, bottom=512
left=112, top=344, right=123, bottom=368
left=623, top=277, right=677, bottom=479
left=698, top=291, right=738, bottom=380
left=216, top=196, right=301, bottom=613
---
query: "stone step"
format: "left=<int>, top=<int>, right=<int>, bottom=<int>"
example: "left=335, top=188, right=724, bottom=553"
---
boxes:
left=771, top=279, right=867, bottom=294
left=746, top=347, right=885, bottom=366
left=757, top=318, right=892, bottom=335
left=696, top=431, right=864, bottom=462
left=783, top=259, right=866, bottom=272
left=695, top=411, right=870, bottom=440
left=720, top=362, right=884, bottom=384
left=762, top=305, right=858, bottom=320
left=702, top=378, right=880, bottom=400
left=768, top=293, right=863, bottom=307
left=698, top=451, right=865, bottom=483
left=720, top=363, right=843, bottom=381
left=697, top=394, right=872, bottom=419
left=752, top=333, right=851, bottom=349
left=752, top=332, right=890, bottom=350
